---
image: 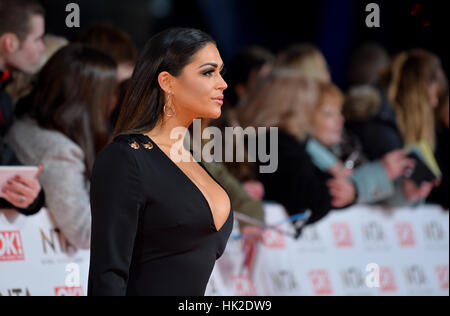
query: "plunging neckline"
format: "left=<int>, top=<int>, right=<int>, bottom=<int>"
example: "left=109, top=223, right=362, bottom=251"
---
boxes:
left=140, top=134, right=232, bottom=232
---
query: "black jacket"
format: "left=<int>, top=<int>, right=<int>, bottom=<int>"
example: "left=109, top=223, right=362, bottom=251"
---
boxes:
left=0, top=70, right=44, bottom=215
left=256, top=129, right=334, bottom=227
left=1, top=71, right=14, bottom=137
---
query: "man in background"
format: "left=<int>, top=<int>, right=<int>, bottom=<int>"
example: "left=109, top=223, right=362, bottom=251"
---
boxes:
left=0, top=0, right=46, bottom=214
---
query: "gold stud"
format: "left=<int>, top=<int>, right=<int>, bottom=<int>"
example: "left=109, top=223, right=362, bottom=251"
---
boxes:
left=129, top=141, right=140, bottom=150
left=143, top=142, right=154, bottom=150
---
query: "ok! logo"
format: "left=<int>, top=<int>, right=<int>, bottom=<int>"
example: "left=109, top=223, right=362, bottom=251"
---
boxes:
left=54, top=287, right=84, bottom=296
left=0, top=231, right=25, bottom=262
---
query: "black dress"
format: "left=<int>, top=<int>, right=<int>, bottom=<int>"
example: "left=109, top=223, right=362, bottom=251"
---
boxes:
left=88, top=134, right=233, bottom=296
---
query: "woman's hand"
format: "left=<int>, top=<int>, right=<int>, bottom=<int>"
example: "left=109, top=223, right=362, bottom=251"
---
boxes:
left=327, top=177, right=356, bottom=208
left=242, top=180, right=265, bottom=201
left=328, top=162, right=353, bottom=179
left=1, top=165, right=43, bottom=209
left=382, top=150, right=415, bottom=180
left=403, top=178, right=438, bottom=202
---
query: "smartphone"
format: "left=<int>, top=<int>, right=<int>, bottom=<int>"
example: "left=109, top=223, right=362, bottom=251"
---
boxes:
left=405, top=152, right=438, bottom=186
left=0, top=166, right=39, bottom=198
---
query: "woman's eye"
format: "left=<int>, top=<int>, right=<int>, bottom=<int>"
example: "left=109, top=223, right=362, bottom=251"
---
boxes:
left=202, top=68, right=226, bottom=77
left=203, top=69, right=215, bottom=76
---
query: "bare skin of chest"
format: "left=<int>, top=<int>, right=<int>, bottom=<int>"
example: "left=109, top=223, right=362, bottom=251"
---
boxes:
left=161, top=147, right=231, bottom=231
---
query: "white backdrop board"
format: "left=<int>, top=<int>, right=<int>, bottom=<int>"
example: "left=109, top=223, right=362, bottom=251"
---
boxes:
left=1, top=204, right=448, bottom=296
left=0, top=208, right=89, bottom=296
left=206, top=204, right=449, bottom=296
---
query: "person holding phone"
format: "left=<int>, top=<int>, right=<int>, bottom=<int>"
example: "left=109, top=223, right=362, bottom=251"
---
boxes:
left=0, top=0, right=46, bottom=215
left=306, top=81, right=415, bottom=205
left=6, top=44, right=117, bottom=249
left=346, top=49, right=448, bottom=203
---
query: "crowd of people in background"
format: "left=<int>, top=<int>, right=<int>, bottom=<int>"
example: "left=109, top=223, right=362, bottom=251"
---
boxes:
left=1, top=0, right=448, bottom=251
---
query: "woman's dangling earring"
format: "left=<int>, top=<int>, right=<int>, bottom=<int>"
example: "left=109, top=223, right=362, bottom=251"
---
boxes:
left=164, top=91, right=176, bottom=117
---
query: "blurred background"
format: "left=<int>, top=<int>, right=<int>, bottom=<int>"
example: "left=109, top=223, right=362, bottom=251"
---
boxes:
left=1, top=0, right=449, bottom=296
left=41, top=0, right=448, bottom=89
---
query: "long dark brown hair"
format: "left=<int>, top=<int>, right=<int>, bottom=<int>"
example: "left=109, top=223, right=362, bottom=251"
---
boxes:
left=113, top=28, right=216, bottom=137
left=17, top=43, right=117, bottom=176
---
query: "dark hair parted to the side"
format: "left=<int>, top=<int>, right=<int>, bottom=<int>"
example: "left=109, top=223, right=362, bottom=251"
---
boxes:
left=113, top=28, right=216, bottom=137
left=0, top=0, right=45, bottom=41
left=16, top=44, right=117, bottom=177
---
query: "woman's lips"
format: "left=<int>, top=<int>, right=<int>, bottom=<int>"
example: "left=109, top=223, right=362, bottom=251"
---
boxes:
left=212, top=96, right=224, bottom=105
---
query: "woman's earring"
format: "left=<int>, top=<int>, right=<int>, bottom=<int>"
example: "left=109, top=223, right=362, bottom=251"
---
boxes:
left=164, top=91, right=176, bottom=117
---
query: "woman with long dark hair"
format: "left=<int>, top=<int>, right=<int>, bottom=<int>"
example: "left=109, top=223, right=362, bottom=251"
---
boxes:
left=5, top=43, right=117, bottom=249
left=88, top=28, right=233, bottom=296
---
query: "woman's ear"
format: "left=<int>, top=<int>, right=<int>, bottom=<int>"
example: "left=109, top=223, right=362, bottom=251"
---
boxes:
left=157, top=71, right=174, bottom=94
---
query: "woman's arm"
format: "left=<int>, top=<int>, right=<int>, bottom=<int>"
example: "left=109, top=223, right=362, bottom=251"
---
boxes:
left=38, top=145, right=92, bottom=249
left=306, top=138, right=338, bottom=172
left=88, top=142, right=144, bottom=296
left=350, top=161, right=395, bottom=204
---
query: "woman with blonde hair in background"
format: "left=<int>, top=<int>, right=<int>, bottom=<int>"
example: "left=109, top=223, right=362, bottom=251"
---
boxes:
left=275, top=43, right=331, bottom=83
left=387, top=49, right=447, bottom=150
left=346, top=49, right=448, bottom=204
left=239, top=69, right=356, bottom=227
left=306, top=81, right=415, bottom=206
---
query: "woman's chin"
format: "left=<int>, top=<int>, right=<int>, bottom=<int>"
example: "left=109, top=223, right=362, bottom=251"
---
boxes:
left=207, top=109, right=222, bottom=120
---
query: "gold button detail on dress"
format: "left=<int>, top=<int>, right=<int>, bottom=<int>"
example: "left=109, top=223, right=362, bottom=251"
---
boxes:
left=143, top=142, right=154, bottom=150
left=129, top=141, right=140, bottom=150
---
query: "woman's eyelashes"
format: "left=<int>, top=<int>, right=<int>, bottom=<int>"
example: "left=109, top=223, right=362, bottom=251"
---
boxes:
left=203, top=69, right=215, bottom=76
left=202, top=67, right=226, bottom=77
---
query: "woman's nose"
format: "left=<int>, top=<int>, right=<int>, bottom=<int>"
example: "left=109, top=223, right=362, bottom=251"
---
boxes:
left=218, top=76, right=228, bottom=91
